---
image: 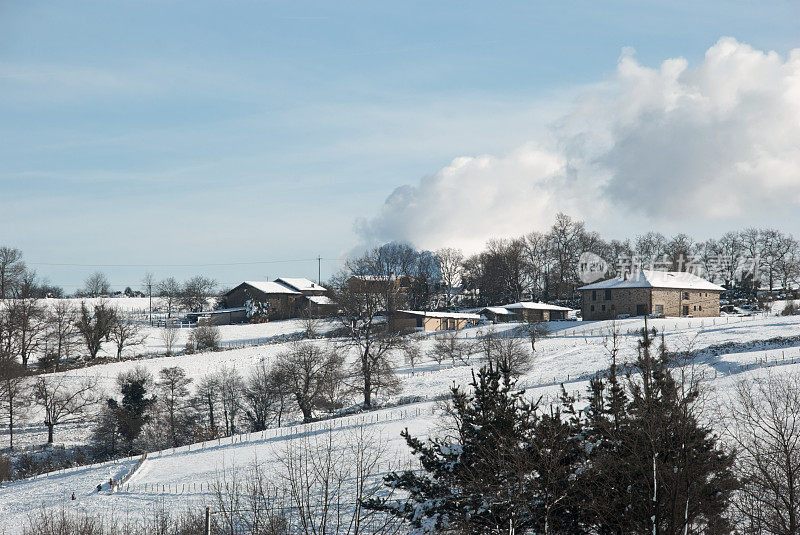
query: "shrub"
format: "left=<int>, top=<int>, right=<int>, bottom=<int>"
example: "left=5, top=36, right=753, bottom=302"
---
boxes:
left=190, top=324, right=220, bottom=351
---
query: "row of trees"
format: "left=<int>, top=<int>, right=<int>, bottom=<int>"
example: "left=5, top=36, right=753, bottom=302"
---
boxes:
left=332, top=216, right=800, bottom=311
left=1, top=246, right=218, bottom=311
left=0, top=298, right=146, bottom=372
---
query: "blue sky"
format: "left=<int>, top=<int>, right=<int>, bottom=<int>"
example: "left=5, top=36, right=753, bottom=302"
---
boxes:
left=1, top=1, right=798, bottom=292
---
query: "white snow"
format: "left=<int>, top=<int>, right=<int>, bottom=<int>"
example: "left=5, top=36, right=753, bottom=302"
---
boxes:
left=3, top=311, right=800, bottom=531
left=274, top=277, right=326, bottom=293
left=239, top=281, right=301, bottom=294
left=578, top=269, right=725, bottom=291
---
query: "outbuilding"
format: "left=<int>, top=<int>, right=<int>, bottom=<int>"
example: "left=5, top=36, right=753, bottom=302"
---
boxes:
left=480, top=307, right=517, bottom=323
left=188, top=307, right=248, bottom=326
left=390, top=310, right=483, bottom=333
left=503, top=302, right=572, bottom=322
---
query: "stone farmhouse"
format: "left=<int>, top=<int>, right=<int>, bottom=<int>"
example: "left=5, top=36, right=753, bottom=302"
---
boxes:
left=578, top=270, right=724, bottom=321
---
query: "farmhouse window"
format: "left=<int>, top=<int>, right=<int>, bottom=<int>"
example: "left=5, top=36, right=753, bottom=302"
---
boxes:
left=683, top=292, right=690, bottom=299
left=592, top=290, right=597, bottom=301
left=604, top=289, right=611, bottom=300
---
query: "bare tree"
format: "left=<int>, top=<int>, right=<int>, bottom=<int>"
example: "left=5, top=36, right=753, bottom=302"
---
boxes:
left=277, top=341, right=346, bottom=422
left=280, top=425, right=394, bottom=535
left=524, top=232, right=551, bottom=299
left=82, top=271, right=111, bottom=298
left=157, top=277, right=181, bottom=318
left=218, top=366, right=244, bottom=436
left=141, top=272, right=155, bottom=324
left=725, top=374, right=800, bottom=534
left=760, top=229, right=797, bottom=291
left=333, top=256, right=405, bottom=408
left=211, top=461, right=291, bottom=534
left=715, top=231, right=746, bottom=287
left=189, top=324, right=220, bottom=351
left=75, top=301, right=117, bottom=359
left=33, top=375, right=96, bottom=443
left=476, top=331, right=532, bottom=376
left=436, top=247, right=464, bottom=309
left=43, top=301, right=79, bottom=371
left=665, top=233, right=694, bottom=271
left=634, top=231, right=668, bottom=265
left=160, top=326, right=178, bottom=356
left=402, top=337, right=422, bottom=375
left=156, top=366, right=193, bottom=447
left=431, top=331, right=472, bottom=366
left=0, top=353, right=29, bottom=449
left=519, top=321, right=549, bottom=353
left=194, top=374, right=220, bottom=437
left=0, top=247, right=25, bottom=299
left=777, top=237, right=800, bottom=292
left=110, top=315, right=146, bottom=359
left=548, top=213, right=587, bottom=299
left=302, top=304, right=321, bottom=339
left=6, top=283, right=46, bottom=368
left=179, top=275, right=217, bottom=312
left=242, top=359, right=280, bottom=432
left=267, top=366, right=292, bottom=427
left=736, top=227, right=763, bottom=294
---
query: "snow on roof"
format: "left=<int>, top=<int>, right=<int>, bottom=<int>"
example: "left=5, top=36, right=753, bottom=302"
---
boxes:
left=275, top=277, right=326, bottom=292
left=481, top=306, right=516, bottom=315
left=578, top=270, right=725, bottom=291
left=503, top=302, right=573, bottom=312
left=307, top=295, right=335, bottom=305
left=241, top=281, right=301, bottom=295
left=397, top=310, right=483, bottom=320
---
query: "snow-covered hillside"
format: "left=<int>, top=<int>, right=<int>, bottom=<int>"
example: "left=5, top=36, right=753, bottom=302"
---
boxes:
left=2, top=313, right=800, bottom=532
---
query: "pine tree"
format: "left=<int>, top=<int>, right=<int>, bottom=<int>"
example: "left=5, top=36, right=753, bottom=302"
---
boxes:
left=582, top=324, right=738, bottom=534
left=366, top=362, right=585, bottom=534
left=108, top=371, right=154, bottom=453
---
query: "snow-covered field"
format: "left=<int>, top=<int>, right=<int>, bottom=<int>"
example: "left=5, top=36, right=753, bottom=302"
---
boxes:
left=2, top=312, right=800, bottom=532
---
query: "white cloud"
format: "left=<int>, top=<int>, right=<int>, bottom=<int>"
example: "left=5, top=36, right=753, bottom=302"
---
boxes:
left=356, top=38, right=800, bottom=251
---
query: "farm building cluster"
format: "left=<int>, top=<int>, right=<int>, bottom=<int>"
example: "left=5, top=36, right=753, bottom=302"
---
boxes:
left=195, top=270, right=724, bottom=330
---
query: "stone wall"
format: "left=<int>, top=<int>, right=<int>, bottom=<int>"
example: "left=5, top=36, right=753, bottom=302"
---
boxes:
left=651, top=288, right=720, bottom=317
left=581, top=287, right=651, bottom=320
left=581, top=287, right=721, bottom=320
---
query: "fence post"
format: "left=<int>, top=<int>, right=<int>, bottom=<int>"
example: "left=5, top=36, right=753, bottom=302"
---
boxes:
left=205, top=507, right=211, bottom=535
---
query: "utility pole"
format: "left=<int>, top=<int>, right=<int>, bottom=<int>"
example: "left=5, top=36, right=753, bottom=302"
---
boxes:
left=204, top=507, right=211, bottom=535
left=317, top=255, right=322, bottom=285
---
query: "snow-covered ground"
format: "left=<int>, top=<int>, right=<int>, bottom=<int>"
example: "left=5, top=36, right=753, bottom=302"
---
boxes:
left=3, top=313, right=800, bottom=531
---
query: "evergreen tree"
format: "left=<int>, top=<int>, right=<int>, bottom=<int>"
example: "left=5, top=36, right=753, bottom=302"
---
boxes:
left=582, top=325, right=738, bottom=534
left=107, top=369, right=155, bottom=453
left=367, top=362, right=585, bottom=534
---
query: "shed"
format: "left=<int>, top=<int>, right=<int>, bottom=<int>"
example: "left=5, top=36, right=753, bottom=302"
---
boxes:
left=480, top=307, right=517, bottom=323
left=390, top=310, right=483, bottom=333
left=503, top=302, right=572, bottom=322
left=188, top=307, right=248, bottom=326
